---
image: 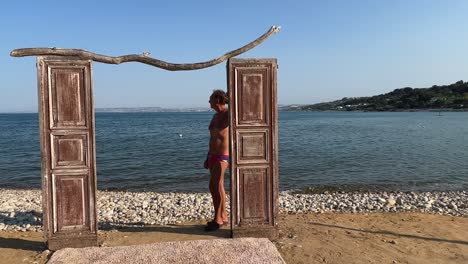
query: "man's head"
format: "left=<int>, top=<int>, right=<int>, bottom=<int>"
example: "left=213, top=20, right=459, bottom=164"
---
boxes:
left=210, top=90, right=229, bottom=105
left=209, top=90, right=229, bottom=111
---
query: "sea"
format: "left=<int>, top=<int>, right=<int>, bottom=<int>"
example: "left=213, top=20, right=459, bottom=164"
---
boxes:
left=0, top=111, right=467, bottom=193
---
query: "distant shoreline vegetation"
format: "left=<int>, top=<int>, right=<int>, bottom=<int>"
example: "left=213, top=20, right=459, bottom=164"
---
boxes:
left=286, top=80, right=468, bottom=112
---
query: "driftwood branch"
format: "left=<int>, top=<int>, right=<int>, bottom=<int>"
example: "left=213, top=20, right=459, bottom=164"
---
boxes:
left=10, top=26, right=281, bottom=71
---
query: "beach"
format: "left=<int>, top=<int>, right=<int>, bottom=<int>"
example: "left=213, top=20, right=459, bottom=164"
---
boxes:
left=0, top=189, right=467, bottom=263
left=1, top=189, right=466, bottom=232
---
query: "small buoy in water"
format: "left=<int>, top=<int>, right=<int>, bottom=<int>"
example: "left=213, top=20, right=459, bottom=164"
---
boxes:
left=179, top=134, right=183, bottom=138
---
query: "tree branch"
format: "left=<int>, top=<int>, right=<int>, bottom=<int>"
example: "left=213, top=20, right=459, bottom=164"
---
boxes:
left=10, top=26, right=281, bottom=71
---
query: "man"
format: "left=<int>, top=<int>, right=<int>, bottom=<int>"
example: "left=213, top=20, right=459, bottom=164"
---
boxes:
left=204, top=90, right=229, bottom=231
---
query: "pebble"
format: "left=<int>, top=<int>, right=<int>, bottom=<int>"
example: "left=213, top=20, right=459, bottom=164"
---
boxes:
left=385, top=197, right=396, bottom=207
left=0, top=189, right=466, bottom=232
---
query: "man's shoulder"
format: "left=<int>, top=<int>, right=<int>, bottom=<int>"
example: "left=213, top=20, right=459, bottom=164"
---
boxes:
left=220, top=110, right=229, bottom=118
left=214, top=111, right=228, bottom=118
left=211, top=111, right=229, bottom=129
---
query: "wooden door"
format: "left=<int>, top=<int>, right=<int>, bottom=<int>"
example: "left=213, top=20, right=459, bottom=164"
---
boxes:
left=228, top=58, right=278, bottom=239
left=37, top=56, right=97, bottom=250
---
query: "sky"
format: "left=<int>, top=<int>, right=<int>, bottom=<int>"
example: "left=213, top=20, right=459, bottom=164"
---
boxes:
left=1, top=0, right=468, bottom=112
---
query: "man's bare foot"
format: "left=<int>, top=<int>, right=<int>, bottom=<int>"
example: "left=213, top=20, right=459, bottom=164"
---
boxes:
left=207, top=220, right=227, bottom=226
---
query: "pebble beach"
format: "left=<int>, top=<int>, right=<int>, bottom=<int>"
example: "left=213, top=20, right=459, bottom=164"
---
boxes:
left=0, top=189, right=466, bottom=232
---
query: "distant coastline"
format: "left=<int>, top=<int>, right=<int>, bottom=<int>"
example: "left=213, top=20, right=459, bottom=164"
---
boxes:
left=95, top=107, right=211, bottom=113
left=4, top=106, right=467, bottom=114
left=286, top=80, right=468, bottom=112
left=2, top=107, right=468, bottom=114
left=0, top=107, right=212, bottom=114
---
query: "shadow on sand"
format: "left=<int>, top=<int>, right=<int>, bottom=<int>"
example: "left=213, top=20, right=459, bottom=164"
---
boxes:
left=0, top=237, right=45, bottom=250
left=309, top=222, right=468, bottom=245
left=103, top=223, right=231, bottom=239
left=0, top=222, right=230, bottom=251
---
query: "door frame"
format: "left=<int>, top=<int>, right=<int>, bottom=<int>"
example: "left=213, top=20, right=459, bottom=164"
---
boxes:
left=228, top=58, right=279, bottom=239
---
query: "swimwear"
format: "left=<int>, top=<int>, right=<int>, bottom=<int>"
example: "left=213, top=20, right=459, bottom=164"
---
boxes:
left=207, top=154, right=230, bottom=168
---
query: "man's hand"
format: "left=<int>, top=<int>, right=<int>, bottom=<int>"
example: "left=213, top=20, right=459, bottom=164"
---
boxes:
left=204, top=159, right=209, bottom=169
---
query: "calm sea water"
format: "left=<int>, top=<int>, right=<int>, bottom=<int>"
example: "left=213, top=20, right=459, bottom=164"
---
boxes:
left=0, top=112, right=467, bottom=192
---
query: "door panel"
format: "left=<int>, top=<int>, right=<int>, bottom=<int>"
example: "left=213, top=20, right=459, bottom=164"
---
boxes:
left=51, top=132, right=88, bottom=169
left=54, top=173, right=89, bottom=231
left=236, top=68, right=270, bottom=126
left=228, top=58, right=278, bottom=239
left=49, top=67, right=87, bottom=128
left=237, top=129, right=269, bottom=164
left=38, top=57, right=97, bottom=250
left=239, top=167, right=269, bottom=222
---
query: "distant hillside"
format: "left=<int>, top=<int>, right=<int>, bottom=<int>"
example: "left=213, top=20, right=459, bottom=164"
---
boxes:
left=289, top=80, right=468, bottom=111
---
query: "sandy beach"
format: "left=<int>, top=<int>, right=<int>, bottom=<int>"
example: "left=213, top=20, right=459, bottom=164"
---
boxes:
left=1, top=212, right=467, bottom=264
left=0, top=189, right=467, bottom=263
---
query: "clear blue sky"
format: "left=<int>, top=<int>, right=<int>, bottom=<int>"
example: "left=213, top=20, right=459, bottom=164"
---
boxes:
left=2, top=0, right=468, bottom=112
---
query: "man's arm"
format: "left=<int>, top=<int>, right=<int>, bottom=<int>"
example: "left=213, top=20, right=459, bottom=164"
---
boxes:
left=220, top=111, right=229, bottom=129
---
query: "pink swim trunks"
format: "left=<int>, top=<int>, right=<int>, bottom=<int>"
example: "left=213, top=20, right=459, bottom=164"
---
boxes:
left=207, top=154, right=230, bottom=168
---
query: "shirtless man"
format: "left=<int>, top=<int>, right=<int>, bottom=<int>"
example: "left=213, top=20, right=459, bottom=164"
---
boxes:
left=204, top=90, right=229, bottom=231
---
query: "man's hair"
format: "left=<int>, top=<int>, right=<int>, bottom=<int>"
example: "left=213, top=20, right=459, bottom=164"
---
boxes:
left=211, top=89, right=229, bottom=104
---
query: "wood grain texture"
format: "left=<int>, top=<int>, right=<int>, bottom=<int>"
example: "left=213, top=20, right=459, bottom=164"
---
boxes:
left=228, top=58, right=278, bottom=239
left=38, top=57, right=97, bottom=250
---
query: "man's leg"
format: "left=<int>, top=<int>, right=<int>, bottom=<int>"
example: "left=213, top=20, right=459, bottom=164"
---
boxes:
left=219, top=162, right=228, bottom=223
left=209, top=161, right=228, bottom=225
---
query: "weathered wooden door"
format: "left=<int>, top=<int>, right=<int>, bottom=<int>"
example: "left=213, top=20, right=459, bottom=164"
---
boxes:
left=228, top=58, right=278, bottom=239
left=37, top=56, right=97, bottom=250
